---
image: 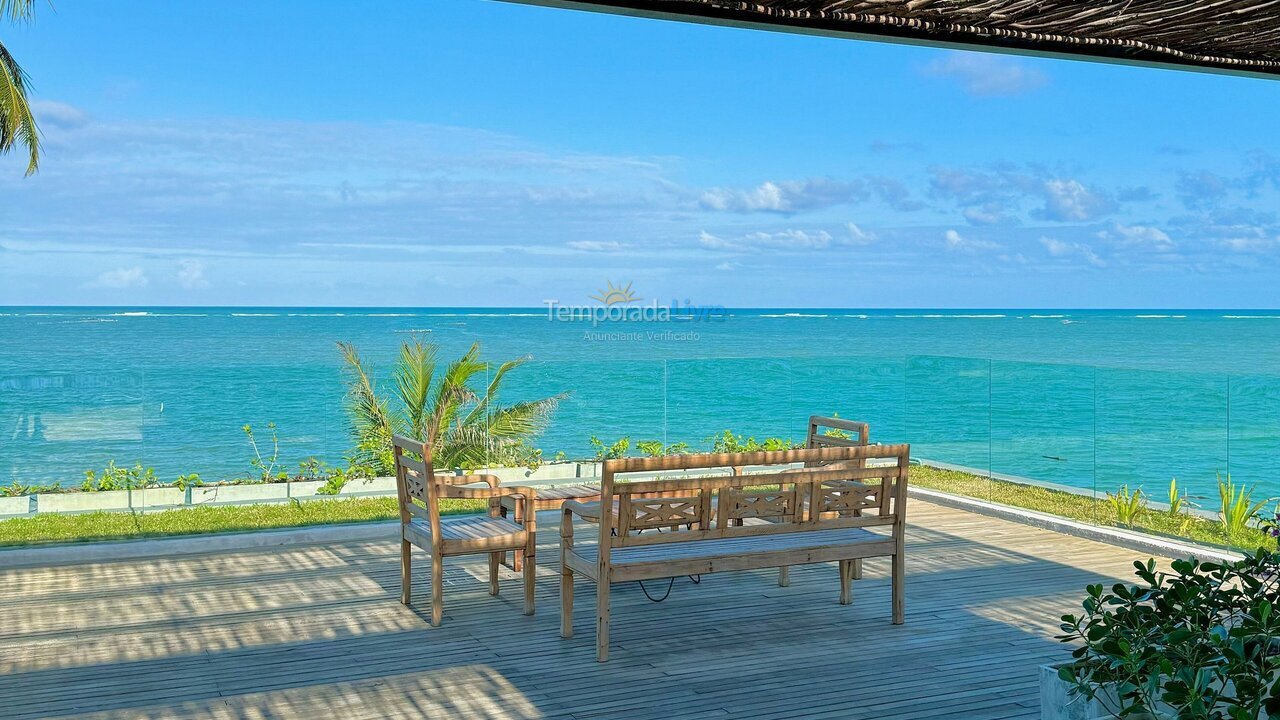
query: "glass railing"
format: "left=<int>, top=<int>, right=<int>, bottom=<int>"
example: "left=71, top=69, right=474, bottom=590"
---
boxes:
left=2, top=353, right=1277, bottom=548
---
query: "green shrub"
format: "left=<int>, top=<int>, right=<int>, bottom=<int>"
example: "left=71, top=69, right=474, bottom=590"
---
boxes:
left=82, top=461, right=158, bottom=492
left=1218, top=474, right=1272, bottom=541
left=1104, top=484, right=1146, bottom=528
left=1058, top=552, right=1280, bottom=718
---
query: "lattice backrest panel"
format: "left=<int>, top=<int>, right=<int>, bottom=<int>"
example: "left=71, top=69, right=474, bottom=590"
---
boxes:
left=815, top=480, right=882, bottom=517
left=723, top=488, right=798, bottom=521
left=620, top=495, right=704, bottom=532
left=400, top=462, right=429, bottom=504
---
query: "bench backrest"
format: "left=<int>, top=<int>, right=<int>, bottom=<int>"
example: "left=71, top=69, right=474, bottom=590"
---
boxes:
left=806, top=415, right=870, bottom=453
left=597, top=443, right=910, bottom=553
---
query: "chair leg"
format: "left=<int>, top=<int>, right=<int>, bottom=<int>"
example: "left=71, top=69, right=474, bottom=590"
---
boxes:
left=560, top=565, right=574, bottom=638
left=596, top=581, right=611, bottom=662
left=891, top=552, right=904, bottom=625
left=430, top=553, right=444, bottom=627
left=839, top=560, right=852, bottom=605
left=523, top=548, right=536, bottom=616
left=852, top=558, right=863, bottom=580
left=488, top=552, right=500, bottom=596
left=778, top=566, right=790, bottom=587
left=400, top=540, right=412, bottom=605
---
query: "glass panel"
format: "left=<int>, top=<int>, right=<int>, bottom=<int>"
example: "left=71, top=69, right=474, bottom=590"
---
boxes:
left=505, top=359, right=667, bottom=463
left=789, top=355, right=908, bottom=445
left=665, top=357, right=796, bottom=452
left=1226, top=373, right=1280, bottom=497
left=1095, top=366, right=1229, bottom=524
left=990, top=360, right=1097, bottom=510
left=904, top=355, right=992, bottom=496
left=0, top=369, right=148, bottom=489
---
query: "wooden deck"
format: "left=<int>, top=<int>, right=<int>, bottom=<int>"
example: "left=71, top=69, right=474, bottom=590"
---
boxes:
left=0, top=500, right=1162, bottom=720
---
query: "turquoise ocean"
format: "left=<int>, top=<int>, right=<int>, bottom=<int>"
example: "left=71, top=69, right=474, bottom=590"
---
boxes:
left=4, top=307, right=1280, bottom=504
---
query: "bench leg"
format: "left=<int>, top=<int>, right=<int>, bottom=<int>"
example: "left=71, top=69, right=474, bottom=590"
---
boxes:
left=430, top=553, right=444, bottom=627
left=560, top=564, right=574, bottom=638
left=488, top=552, right=500, bottom=596
left=852, top=558, right=863, bottom=580
left=778, top=566, right=790, bottom=587
left=596, top=581, right=611, bottom=662
left=891, top=552, right=904, bottom=625
left=400, top=540, right=412, bottom=605
left=839, top=560, right=853, bottom=605
left=523, top=548, right=536, bottom=616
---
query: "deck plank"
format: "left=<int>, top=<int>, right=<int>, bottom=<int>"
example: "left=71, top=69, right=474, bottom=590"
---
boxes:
left=0, top=500, right=1165, bottom=720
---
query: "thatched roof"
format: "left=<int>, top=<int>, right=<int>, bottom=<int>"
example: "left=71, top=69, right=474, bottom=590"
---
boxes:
left=511, top=0, right=1280, bottom=79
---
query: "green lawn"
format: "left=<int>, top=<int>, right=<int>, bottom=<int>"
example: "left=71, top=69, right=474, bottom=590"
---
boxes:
left=0, top=466, right=1272, bottom=552
left=910, top=464, right=1273, bottom=552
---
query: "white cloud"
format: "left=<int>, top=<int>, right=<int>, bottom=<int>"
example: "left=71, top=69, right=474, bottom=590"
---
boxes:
left=1040, top=179, right=1115, bottom=222
left=845, top=223, right=877, bottom=245
left=700, top=226, right=872, bottom=253
left=1040, top=237, right=1106, bottom=268
left=1099, top=224, right=1175, bottom=252
left=30, top=100, right=89, bottom=130
left=923, top=52, right=1047, bottom=97
left=699, top=178, right=865, bottom=213
left=90, top=266, right=149, bottom=289
left=943, top=229, right=1000, bottom=253
left=566, top=240, right=624, bottom=252
left=176, top=259, right=209, bottom=288
left=714, top=261, right=738, bottom=271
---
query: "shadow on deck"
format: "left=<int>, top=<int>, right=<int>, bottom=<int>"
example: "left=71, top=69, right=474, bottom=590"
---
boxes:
left=0, top=501, right=1159, bottom=720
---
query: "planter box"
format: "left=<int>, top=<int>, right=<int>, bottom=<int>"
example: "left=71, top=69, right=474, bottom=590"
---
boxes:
left=338, top=477, right=396, bottom=496
left=287, top=480, right=325, bottom=499
left=132, top=487, right=186, bottom=509
left=1041, top=664, right=1109, bottom=720
left=0, top=495, right=32, bottom=517
left=191, top=484, right=289, bottom=506
left=37, top=489, right=131, bottom=513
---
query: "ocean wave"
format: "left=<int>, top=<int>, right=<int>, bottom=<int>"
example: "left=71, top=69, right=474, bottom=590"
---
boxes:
left=63, top=318, right=118, bottom=324
left=286, top=313, right=347, bottom=317
left=367, top=313, right=418, bottom=317
left=394, top=328, right=435, bottom=333
left=1134, top=314, right=1187, bottom=319
left=1223, top=315, right=1280, bottom=319
left=231, top=313, right=280, bottom=317
left=424, top=313, right=542, bottom=318
left=895, top=314, right=1006, bottom=319
left=1028, top=314, right=1067, bottom=319
left=760, top=313, right=829, bottom=318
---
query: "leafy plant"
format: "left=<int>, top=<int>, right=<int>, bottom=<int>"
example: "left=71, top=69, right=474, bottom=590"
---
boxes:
left=1218, top=474, right=1272, bottom=540
left=708, top=430, right=798, bottom=454
left=82, top=461, right=158, bottom=492
left=173, top=474, right=203, bottom=492
left=635, top=440, right=691, bottom=457
left=590, top=435, right=630, bottom=460
left=243, top=423, right=286, bottom=482
left=1167, top=477, right=1193, bottom=516
left=1105, top=484, right=1146, bottom=528
left=297, top=457, right=329, bottom=480
left=1058, top=552, right=1280, bottom=719
left=337, top=338, right=565, bottom=474
left=315, top=472, right=348, bottom=496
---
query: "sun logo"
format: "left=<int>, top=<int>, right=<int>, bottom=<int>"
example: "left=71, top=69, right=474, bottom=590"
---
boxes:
left=591, top=280, right=641, bottom=306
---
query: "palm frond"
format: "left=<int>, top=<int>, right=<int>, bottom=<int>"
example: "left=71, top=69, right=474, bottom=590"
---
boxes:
left=0, top=0, right=37, bottom=24
left=485, top=394, right=567, bottom=440
left=426, top=342, right=484, bottom=442
left=336, top=341, right=402, bottom=472
left=0, top=39, right=39, bottom=175
left=394, top=337, right=436, bottom=440
left=464, top=355, right=529, bottom=426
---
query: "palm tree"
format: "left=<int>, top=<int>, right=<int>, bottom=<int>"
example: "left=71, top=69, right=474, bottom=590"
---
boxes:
left=1, top=0, right=39, bottom=175
left=337, top=338, right=566, bottom=474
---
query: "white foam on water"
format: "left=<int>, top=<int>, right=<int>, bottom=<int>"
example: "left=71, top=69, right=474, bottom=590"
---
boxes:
left=1028, top=314, right=1067, bottom=319
left=1134, top=314, right=1187, bottom=319
left=1223, top=315, right=1280, bottom=319
left=760, top=313, right=829, bottom=318
left=231, top=313, right=280, bottom=317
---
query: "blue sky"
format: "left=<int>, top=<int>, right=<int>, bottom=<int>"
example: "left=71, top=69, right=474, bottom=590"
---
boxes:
left=2, top=0, right=1279, bottom=307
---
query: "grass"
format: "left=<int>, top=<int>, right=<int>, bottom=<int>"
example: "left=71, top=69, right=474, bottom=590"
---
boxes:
left=0, top=464, right=1274, bottom=552
left=0, top=497, right=487, bottom=547
left=911, top=464, right=1276, bottom=552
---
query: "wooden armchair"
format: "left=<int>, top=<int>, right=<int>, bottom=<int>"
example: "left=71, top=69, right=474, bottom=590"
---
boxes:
left=392, top=435, right=538, bottom=626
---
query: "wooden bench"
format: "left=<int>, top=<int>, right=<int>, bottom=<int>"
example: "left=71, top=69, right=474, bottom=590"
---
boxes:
left=392, top=435, right=538, bottom=626
left=559, top=442, right=910, bottom=661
